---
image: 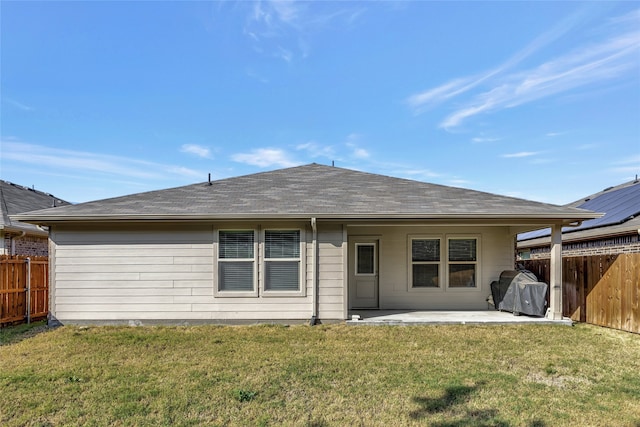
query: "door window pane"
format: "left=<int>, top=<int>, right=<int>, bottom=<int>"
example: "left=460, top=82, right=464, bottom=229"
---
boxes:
left=357, top=245, right=375, bottom=274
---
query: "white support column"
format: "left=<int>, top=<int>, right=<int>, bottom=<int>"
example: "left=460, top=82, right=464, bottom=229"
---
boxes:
left=547, top=224, right=563, bottom=320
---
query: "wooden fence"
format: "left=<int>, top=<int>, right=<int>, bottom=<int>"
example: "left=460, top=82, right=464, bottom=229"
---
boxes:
left=523, top=253, right=640, bottom=334
left=0, top=255, right=49, bottom=326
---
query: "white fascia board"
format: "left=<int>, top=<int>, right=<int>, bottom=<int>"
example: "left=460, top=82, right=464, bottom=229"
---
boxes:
left=13, top=211, right=602, bottom=225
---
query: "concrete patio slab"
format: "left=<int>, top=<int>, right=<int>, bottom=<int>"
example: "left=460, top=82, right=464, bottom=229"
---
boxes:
left=346, top=310, right=573, bottom=326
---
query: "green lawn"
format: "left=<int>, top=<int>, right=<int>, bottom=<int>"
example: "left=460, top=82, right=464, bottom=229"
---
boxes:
left=1, top=322, right=639, bottom=426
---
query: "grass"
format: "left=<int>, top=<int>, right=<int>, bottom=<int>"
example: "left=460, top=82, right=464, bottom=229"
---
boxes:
left=1, top=323, right=639, bottom=426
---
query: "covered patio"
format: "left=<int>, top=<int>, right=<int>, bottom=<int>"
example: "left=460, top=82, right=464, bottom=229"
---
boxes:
left=347, top=310, right=573, bottom=326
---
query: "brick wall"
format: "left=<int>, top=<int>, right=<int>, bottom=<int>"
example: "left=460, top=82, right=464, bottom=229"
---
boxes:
left=2, top=232, right=49, bottom=256
left=520, top=233, right=640, bottom=260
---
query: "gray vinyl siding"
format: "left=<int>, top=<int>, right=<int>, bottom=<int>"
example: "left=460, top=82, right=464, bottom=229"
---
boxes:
left=49, top=223, right=344, bottom=323
left=317, top=224, right=346, bottom=320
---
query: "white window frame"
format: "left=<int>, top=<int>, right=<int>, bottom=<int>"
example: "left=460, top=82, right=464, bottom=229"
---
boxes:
left=407, top=234, right=482, bottom=292
left=260, top=228, right=306, bottom=297
left=354, top=242, right=377, bottom=277
left=445, top=235, right=481, bottom=292
left=213, top=229, right=258, bottom=297
left=408, top=236, right=444, bottom=292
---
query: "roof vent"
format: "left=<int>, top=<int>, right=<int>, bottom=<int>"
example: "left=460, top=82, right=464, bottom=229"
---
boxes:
left=602, top=186, right=614, bottom=192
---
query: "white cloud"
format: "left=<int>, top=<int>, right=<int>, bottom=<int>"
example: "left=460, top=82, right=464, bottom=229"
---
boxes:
left=406, top=6, right=594, bottom=114
left=406, top=78, right=475, bottom=112
left=614, top=154, right=640, bottom=165
left=577, top=143, right=597, bottom=150
left=180, top=144, right=212, bottom=159
left=471, top=136, right=500, bottom=143
left=345, top=133, right=370, bottom=159
left=501, top=151, right=540, bottom=158
left=231, top=148, right=301, bottom=168
left=610, top=155, right=640, bottom=174
left=4, top=97, right=34, bottom=112
left=448, top=179, right=472, bottom=186
left=296, top=141, right=335, bottom=158
left=2, top=141, right=203, bottom=180
left=351, top=148, right=370, bottom=159
left=407, top=8, right=640, bottom=130
left=242, top=1, right=366, bottom=63
left=403, top=169, right=441, bottom=179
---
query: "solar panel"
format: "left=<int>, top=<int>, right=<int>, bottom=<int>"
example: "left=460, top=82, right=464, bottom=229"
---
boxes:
left=575, top=182, right=640, bottom=231
left=519, top=182, right=640, bottom=241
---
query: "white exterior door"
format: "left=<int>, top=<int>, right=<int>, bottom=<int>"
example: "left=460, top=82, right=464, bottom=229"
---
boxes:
left=349, top=238, right=379, bottom=309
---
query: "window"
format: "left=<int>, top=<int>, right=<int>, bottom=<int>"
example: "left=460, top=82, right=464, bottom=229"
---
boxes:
left=410, top=238, right=441, bottom=288
left=408, top=235, right=480, bottom=291
left=215, top=228, right=305, bottom=297
left=217, top=230, right=256, bottom=293
left=447, top=238, right=477, bottom=288
left=264, top=230, right=301, bottom=292
left=356, top=244, right=376, bottom=275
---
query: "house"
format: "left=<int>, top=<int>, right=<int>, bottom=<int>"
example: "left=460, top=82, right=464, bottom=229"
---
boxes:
left=518, top=179, right=640, bottom=259
left=0, top=180, right=70, bottom=256
left=14, top=164, right=599, bottom=325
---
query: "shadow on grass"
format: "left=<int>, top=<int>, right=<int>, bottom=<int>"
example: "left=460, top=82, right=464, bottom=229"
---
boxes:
left=410, top=382, right=546, bottom=427
left=0, top=320, right=50, bottom=346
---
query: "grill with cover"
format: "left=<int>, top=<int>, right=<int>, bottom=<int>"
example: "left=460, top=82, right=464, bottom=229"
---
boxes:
left=490, top=270, right=548, bottom=317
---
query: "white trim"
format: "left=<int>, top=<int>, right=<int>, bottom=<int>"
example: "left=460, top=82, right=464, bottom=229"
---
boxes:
left=213, top=229, right=259, bottom=298
left=405, top=234, right=482, bottom=292
left=407, top=235, right=444, bottom=293
left=260, top=228, right=306, bottom=297
left=445, top=234, right=481, bottom=292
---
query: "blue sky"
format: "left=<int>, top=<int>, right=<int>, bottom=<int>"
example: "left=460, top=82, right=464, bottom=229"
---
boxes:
left=1, top=1, right=639, bottom=205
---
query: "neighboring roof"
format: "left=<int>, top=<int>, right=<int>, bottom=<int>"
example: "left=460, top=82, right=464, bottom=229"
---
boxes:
left=519, top=179, right=640, bottom=246
left=0, top=180, right=71, bottom=234
left=13, top=164, right=599, bottom=225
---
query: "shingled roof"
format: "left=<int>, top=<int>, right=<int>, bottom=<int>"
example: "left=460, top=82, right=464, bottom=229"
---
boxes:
left=14, top=164, right=599, bottom=224
left=1, top=180, right=71, bottom=234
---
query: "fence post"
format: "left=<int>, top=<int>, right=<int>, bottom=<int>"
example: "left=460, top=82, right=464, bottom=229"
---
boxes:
left=26, top=257, right=31, bottom=324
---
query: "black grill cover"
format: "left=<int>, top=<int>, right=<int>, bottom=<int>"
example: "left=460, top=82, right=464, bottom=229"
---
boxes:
left=493, top=270, right=548, bottom=317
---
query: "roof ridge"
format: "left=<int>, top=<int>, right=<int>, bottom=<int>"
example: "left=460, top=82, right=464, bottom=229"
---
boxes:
left=0, top=179, right=70, bottom=204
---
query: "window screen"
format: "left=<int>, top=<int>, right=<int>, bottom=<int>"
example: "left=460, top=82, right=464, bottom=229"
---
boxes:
left=219, top=231, right=254, bottom=259
left=265, top=230, right=300, bottom=258
left=218, top=231, right=254, bottom=292
left=413, top=264, right=439, bottom=287
left=265, top=261, right=300, bottom=291
left=411, top=239, right=440, bottom=288
left=265, top=230, right=300, bottom=292
left=448, top=239, right=476, bottom=262
left=448, top=238, right=477, bottom=288
left=219, top=262, right=254, bottom=291
left=412, top=239, right=440, bottom=262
